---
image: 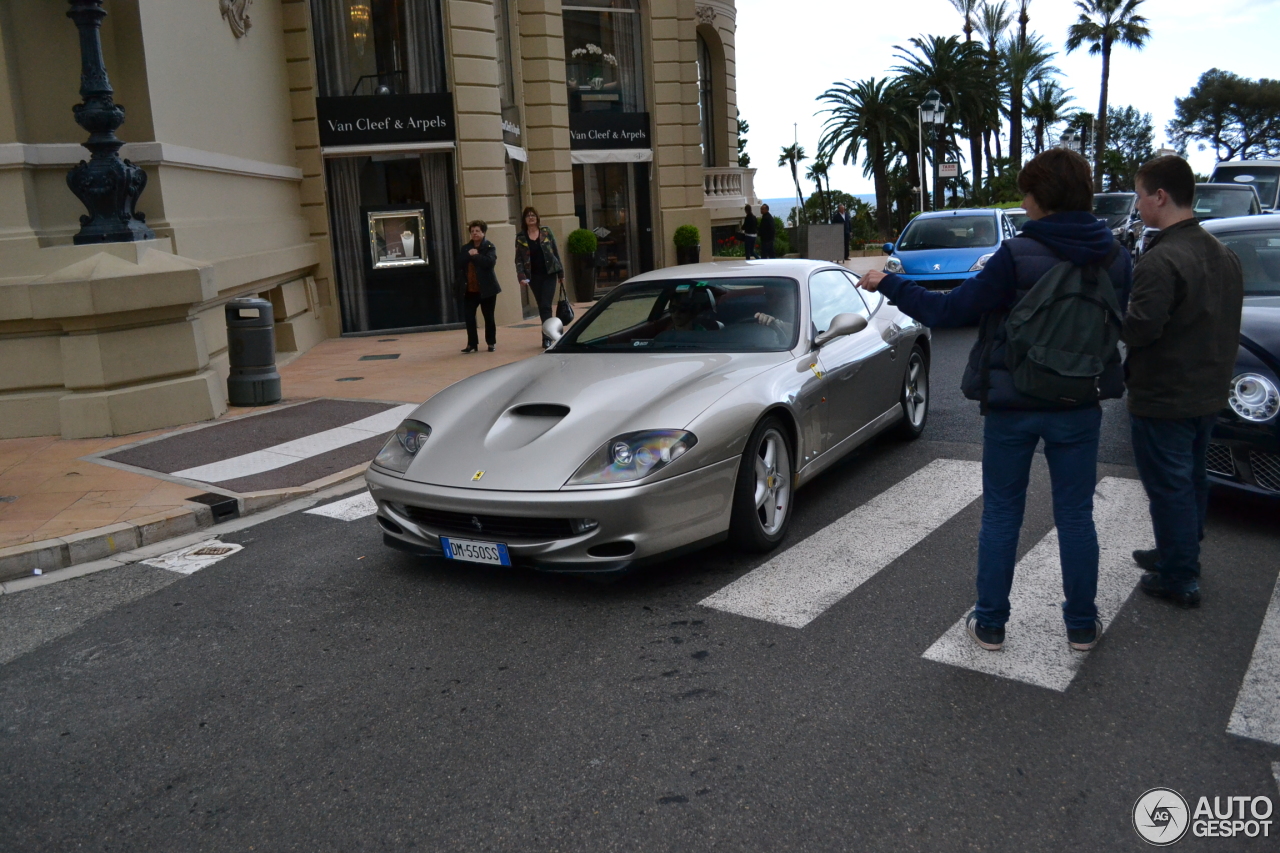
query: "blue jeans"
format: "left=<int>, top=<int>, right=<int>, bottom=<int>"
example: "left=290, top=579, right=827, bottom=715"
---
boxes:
left=976, top=407, right=1102, bottom=631
left=1128, top=413, right=1215, bottom=585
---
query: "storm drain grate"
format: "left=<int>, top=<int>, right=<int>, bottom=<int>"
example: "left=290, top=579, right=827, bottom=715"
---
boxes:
left=190, top=545, right=235, bottom=557
left=336, top=377, right=364, bottom=382
left=509, top=323, right=539, bottom=328
left=359, top=354, right=400, bottom=361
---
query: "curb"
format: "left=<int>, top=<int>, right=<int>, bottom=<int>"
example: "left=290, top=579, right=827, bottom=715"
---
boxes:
left=0, top=461, right=371, bottom=584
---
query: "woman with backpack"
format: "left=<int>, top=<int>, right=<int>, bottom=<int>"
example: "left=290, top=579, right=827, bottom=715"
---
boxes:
left=859, top=149, right=1133, bottom=654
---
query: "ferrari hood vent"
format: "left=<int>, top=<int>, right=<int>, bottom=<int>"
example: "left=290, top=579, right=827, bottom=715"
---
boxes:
left=510, top=403, right=570, bottom=418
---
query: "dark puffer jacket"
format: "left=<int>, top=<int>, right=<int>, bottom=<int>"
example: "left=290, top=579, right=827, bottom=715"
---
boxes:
left=877, top=210, right=1133, bottom=412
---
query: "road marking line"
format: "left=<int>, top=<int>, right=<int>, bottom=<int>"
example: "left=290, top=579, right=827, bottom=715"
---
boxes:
left=1227, top=573, right=1280, bottom=746
left=142, top=539, right=244, bottom=575
left=700, top=458, right=984, bottom=628
left=922, top=477, right=1151, bottom=692
left=305, top=491, right=378, bottom=521
left=172, top=404, right=416, bottom=483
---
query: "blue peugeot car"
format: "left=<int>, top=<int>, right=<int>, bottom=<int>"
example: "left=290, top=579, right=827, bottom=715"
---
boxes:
left=882, top=208, right=1017, bottom=290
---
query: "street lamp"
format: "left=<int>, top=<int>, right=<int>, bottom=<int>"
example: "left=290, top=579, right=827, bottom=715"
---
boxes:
left=1059, top=129, right=1082, bottom=155
left=918, top=89, right=946, bottom=211
left=64, top=0, right=154, bottom=244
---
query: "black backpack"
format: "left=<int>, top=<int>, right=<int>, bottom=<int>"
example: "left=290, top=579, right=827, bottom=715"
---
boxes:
left=1000, top=244, right=1123, bottom=405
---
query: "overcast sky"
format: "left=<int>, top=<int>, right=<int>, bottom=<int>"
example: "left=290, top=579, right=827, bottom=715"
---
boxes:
left=734, top=0, right=1280, bottom=200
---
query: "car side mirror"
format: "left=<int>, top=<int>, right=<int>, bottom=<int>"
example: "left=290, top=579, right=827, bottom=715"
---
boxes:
left=882, top=242, right=895, bottom=255
left=813, top=312, right=868, bottom=348
left=542, top=317, right=563, bottom=346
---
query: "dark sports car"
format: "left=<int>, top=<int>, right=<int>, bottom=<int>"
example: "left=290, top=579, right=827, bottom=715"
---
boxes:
left=1200, top=214, right=1280, bottom=496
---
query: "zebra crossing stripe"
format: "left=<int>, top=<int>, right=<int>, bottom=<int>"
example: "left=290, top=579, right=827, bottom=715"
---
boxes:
left=699, top=458, right=984, bottom=628
left=922, top=476, right=1151, bottom=692
left=172, top=404, right=418, bottom=483
left=306, top=491, right=378, bottom=521
left=1227, top=573, right=1280, bottom=746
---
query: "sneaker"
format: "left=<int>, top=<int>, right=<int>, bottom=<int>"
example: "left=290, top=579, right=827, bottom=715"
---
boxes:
left=1139, top=572, right=1201, bottom=609
left=1132, top=548, right=1159, bottom=571
left=1067, top=618, right=1103, bottom=651
left=966, top=611, right=1004, bottom=651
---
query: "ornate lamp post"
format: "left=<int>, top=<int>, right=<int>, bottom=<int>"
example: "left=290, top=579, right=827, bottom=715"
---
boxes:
left=917, top=90, right=947, bottom=212
left=65, top=0, right=154, bottom=244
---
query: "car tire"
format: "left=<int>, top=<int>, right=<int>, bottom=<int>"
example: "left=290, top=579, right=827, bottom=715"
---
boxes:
left=728, top=416, right=794, bottom=553
left=894, top=344, right=929, bottom=440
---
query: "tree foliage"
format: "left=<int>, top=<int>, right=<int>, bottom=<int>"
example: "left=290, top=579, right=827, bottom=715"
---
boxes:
left=736, top=111, right=751, bottom=168
left=1099, top=105, right=1154, bottom=191
left=1167, top=69, right=1280, bottom=161
left=1065, top=0, right=1150, bottom=190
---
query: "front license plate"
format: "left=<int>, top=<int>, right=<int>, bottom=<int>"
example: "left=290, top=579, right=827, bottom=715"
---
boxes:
left=440, top=537, right=511, bottom=566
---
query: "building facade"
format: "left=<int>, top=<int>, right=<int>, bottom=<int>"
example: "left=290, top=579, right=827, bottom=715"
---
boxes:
left=0, top=0, right=755, bottom=439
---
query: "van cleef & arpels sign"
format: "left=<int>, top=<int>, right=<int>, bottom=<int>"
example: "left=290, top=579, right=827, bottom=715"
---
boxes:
left=569, top=112, right=650, bottom=150
left=316, top=94, right=456, bottom=147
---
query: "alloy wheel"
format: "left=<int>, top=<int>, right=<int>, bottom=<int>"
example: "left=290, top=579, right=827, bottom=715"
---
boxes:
left=752, top=427, right=792, bottom=536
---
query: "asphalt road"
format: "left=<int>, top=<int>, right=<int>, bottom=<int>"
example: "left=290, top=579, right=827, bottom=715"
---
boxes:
left=2, top=328, right=1278, bottom=852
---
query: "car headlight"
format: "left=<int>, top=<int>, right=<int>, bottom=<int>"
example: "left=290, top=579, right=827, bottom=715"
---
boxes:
left=568, top=430, right=697, bottom=485
left=373, top=419, right=432, bottom=474
left=1111, top=226, right=1125, bottom=237
left=1228, top=373, right=1280, bottom=422
left=883, top=257, right=903, bottom=274
left=969, top=253, right=994, bottom=272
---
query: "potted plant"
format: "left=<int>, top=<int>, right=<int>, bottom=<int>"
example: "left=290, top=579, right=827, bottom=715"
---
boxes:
left=673, top=224, right=701, bottom=265
left=565, top=228, right=598, bottom=301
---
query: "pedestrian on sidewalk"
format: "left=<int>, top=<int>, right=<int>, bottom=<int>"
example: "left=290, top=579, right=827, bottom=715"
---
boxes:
left=759, top=204, right=776, bottom=258
left=740, top=204, right=759, bottom=260
left=1124, top=155, right=1244, bottom=609
left=831, top=203, right=852, bottom=260
left=515, top=206, right=566, bottom=348
left=456, top=220, right=501, bottom=353
left=858, top=149, right=1132, bottom=653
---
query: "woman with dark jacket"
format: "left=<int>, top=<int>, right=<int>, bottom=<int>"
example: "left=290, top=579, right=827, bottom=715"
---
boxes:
left=514, top=206, right=566, bottom=347
left=456, top=220, right=501, bottom=353
left=859, top=149, right=1133, bottom=655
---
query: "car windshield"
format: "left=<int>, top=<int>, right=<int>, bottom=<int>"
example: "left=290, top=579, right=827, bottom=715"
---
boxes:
left=1006, top=211, right=1029, bottom=231
left=1210, top=165, right=1280, bottom=209
left=556, top=277, right=800, bottom=352
left=896, top=214, right=999, bottom=250
left=1094, top=195, right=1134, bottom=216
left=1216, top=228, right=1280, bottom=296
left=1194, top=186, right=1259, bottom=220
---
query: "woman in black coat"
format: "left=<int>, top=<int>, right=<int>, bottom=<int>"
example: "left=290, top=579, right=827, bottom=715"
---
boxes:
left=455, top=220, right=502, bottom=352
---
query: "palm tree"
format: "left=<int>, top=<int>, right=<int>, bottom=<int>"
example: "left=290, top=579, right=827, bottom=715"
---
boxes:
left=805, top=156, right=832, bottom=217
left=817, top=77, right=909, bottom=237
left=893, top=34, right=998, bottom=206
left=949, top=0, right=980, bottom=40
left=976, top=0, right=1014, bottom=173
left=999, top=31, right=1058, bottom=169
left=1066, top=0, right=1151, bottom=190
left=778, top=144, right=807, bottom=216
left=1016, top=0, right=1032, bottom=47
left=1023, top=80, right=1075, bottom=154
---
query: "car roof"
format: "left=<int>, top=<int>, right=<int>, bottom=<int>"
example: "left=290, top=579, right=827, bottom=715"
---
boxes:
left=625, top=258, right=845, bottom=282
left=911, top=208, right=1001, bottom=221
left=1095, top=192, right=1135, bottom=197
left=1212, top=160, right=1280, bottom=167
left=1200, top=212, right=1280, bottom=234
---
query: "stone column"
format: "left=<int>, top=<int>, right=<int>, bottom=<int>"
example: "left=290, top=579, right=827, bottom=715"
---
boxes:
left=516, top=0, right=579, bottom=294
left=651, top=0, right=710, bottom=265
left=448, top=0, right=523, bottom=324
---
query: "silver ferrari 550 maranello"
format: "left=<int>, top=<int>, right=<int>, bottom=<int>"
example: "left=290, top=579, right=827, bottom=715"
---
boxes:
left=365, top=259, right=930, bottom=573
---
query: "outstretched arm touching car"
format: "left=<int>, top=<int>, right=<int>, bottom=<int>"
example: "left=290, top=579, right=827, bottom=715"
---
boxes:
left=857, top=249, right=1019, bottom=328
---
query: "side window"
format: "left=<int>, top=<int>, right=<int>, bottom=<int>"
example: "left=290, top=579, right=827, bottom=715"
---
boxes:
left=842, top=270, right=880, bottom=313
left=809, top=269, right=867, bottom=333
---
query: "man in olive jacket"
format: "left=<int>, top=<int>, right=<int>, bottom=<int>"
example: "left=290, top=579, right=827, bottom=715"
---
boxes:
left=1124, top=156, right=1244, bottom=608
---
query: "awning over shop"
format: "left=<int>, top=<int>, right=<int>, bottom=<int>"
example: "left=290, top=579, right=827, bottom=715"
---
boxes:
left=504, top=144, right=528, bottom=162
left=570, top=148, right=653, bottom=164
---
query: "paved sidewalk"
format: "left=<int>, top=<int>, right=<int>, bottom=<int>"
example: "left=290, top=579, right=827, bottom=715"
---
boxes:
left=0, top=313, right=570, bottom=584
